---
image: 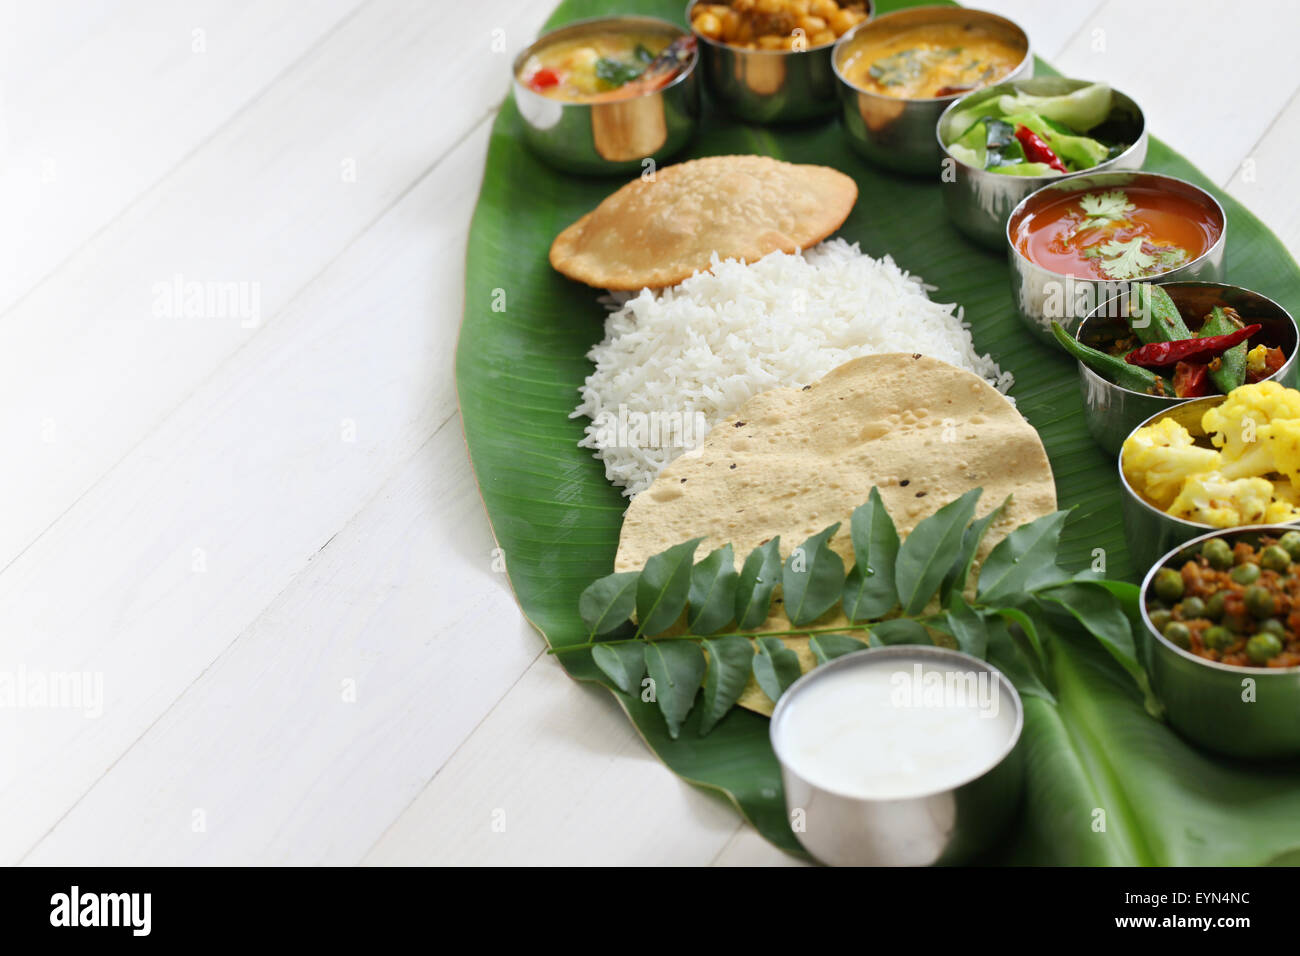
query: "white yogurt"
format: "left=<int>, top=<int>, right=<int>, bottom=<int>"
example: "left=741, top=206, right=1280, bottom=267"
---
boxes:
left=773, top=657, right=1018, bottom=800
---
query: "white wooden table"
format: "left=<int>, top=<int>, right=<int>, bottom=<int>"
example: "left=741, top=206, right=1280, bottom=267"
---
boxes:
left=4, top=0, right=1296, bottom=866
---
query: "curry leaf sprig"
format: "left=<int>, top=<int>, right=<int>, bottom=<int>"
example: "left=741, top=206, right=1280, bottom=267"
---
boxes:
left=557, top=487, right=1159, bottom=738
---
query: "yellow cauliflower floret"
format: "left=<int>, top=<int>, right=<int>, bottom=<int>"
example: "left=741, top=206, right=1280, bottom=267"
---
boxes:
left=1265, top=498, right=1300, bottom=523
left=1273, top=480, right=1300, bottom=506
left=1167, top=472, right=1275, bottom=528
left=1265, top=479, right=1300, bottom=522
left=1202, top=381, right=1300, bottom=460
left=1121, top=417, right=1220, bottom=508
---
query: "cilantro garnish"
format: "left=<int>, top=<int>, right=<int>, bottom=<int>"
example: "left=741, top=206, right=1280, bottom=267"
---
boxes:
left=1089, top=236, right=1189, bottom=280
left=595, top=56, right=647, bottom=88
left=1077, top=190, right=1135, bottom=229
left=1094, top=237, right=1153, bottom=279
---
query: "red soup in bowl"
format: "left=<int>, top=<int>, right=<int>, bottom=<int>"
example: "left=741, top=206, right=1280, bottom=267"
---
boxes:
left=1012, top=179, right=1224, bottom=281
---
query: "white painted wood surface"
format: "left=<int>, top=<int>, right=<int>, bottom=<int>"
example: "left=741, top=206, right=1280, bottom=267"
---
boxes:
left=4, top=0, right=1296, bottom=866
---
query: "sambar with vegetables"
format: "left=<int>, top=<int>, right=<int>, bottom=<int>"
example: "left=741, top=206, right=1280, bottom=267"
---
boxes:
left=838, top=16, right=1027, bottom=98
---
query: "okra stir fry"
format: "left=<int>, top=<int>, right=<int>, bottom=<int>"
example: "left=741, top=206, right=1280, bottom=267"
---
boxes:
left=1052, top=284, right=1286, bottom=397
left=944, top=83, right=1127, bottom=176
left=1148, top=533, right=1300, bottom=667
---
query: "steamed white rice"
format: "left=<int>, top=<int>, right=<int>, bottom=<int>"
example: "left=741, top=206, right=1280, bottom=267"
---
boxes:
left=572, top=239, right=1011, bottom=497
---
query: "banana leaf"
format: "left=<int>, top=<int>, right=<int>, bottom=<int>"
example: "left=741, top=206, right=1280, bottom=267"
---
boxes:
left=456, top=0, right=1300, bottom=863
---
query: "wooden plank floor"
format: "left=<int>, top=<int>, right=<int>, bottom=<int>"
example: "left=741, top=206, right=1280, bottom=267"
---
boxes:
left=5, top=0, right=1297, bottom=865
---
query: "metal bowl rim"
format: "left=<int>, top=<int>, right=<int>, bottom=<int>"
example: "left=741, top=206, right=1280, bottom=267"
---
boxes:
left=512, top=13, right=699, bottom=98
left=686, top=0, right=872, bottom=54
left=1076, top=280, right=1299, bottom=402
left=934, top=75, right=1147, bottom=175
left=831, top=5, right=1032, bottom=103
left=768, top=644, right=1024, bottom=802
left=1117, top=394, right=1234, bottom=536
left=1004, top=170, right=1228, bottom=281
left=1140, top=524, right=1300, bottom=674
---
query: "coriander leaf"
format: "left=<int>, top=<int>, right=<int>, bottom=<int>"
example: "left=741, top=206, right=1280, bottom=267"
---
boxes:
left=894, top=488, right=982, bottom=615
left=809, top=632, right=869, bottom=664
left=1077, top=189, right=1133, bottom=228
left=783, top=523, right=844, bottom=626
left=868, top=618, right=932, bottom=646
left=699, top=636, right=755, bottom=735
left=591, top=641, right=646, bottom=695
left=752, top=636, right=802, bottom=702
left=1095, top=236, right=1154, bottom=280
left=595, top=56, right=646, bottom=88
left=735, top=537, right=783, bottom=630
left=636, top=537, right=704, bottom=636
left=579, top=571, right=639, bottom=636
left=644, top=640, right=706, bottom=739
left=688, top=544, right=738, bottom=635
left=977, top=509, right=1072, bottom=604
left=843, top=488, right=900, bottom=622
left=940, top=494, right=1009, bottom=605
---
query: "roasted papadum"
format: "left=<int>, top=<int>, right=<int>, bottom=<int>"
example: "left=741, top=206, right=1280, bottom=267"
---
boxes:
left=615, top=353, right=1057, bottom=715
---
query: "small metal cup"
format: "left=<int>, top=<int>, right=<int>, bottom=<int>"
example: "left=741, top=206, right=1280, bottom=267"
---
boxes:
left=936, top=76, right=1147, bottom=249
left=512, top=16, right=700, bottom=176
left=832, top=6, right=1032, bottom=175
left=1007, top=171, right=1227, bottom=344
left=686, top=0, right=871, bottom=123
left=770, top=645, right=1023, bottom=866
left=1078, top=282, right=1299, bottom=457
left=1141, top=526, right=1300, bottom=759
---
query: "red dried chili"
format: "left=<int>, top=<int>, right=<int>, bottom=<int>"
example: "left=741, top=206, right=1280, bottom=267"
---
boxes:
left=1125, top=324, right=1261, bottom=368
left=1013, top=125, right=1068, bottom=173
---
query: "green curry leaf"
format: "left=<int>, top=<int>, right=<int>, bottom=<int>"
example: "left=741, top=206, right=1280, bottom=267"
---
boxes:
left=578, top=571, right=639, bottom=636
left=782, top=523, right=844, bottom=626
left=843, top=488, right=900, bottom=622
left=699, top=636, right=755, bottom=735
left=644, top=639, right=706, bottom=740
left=591, top=641, right=646, bottom=696
left=809, top=632, right=869, bottom=664
left=895, top=488, right=981, bottom=614
left=688, top=544, right=738, bottom=635
left=636, top=537, right=704, bottom=636
left=735, top=537, right=783, bottom=630
left=751, top=636, right=802, bottom=702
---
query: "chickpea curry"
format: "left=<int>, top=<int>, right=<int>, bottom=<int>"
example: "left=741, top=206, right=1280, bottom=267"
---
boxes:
left=690, top=0, right=869, bottom=51
left=1148, top=533, right=1300, bottom=668
left=840, top=20, right=1025, bottom=99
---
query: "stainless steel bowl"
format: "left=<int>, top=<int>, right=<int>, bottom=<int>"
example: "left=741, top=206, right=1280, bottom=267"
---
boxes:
left=1141, top=526, right=1300, bottom=759
left=687, top=0, right=871, bottom=123
left=936, top=76, right=1147, bottom=249
left=833, top=6, right=1032, bottom=175
left=770, top=645, right=1023, bottom=866
left=512, top=16, right=700, bottom=176
left=1119, top=393, right=1300, bottom=570
left=1078, top=282, right=1299, bottom=457
left=1007, top=171, right=1227, bottom=344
